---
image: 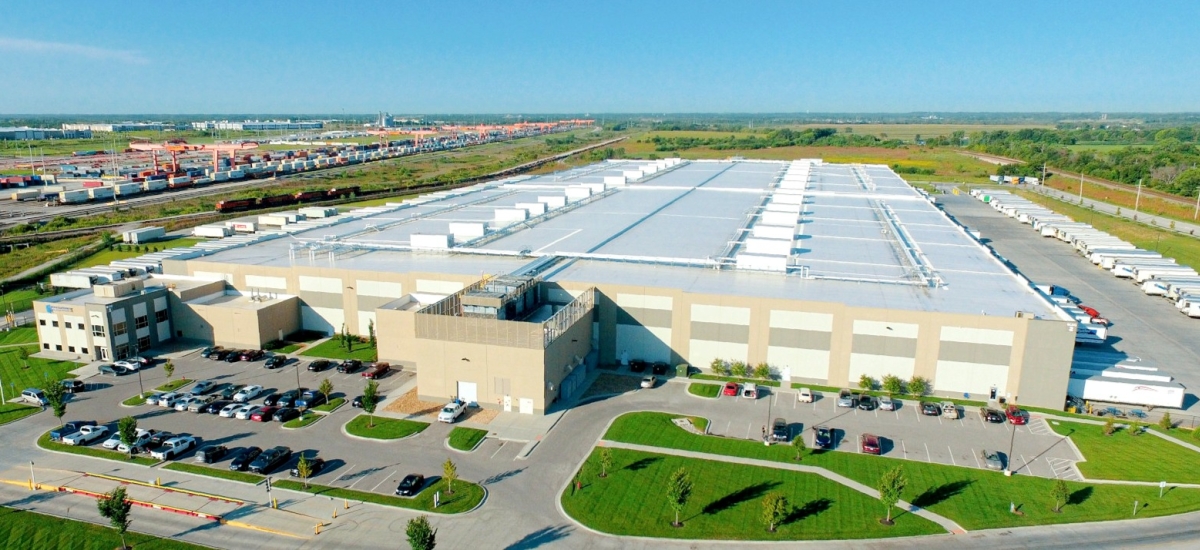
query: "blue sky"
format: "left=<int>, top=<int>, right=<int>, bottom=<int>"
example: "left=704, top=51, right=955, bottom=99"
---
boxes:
left=2, top=1, right=1198, bottom=114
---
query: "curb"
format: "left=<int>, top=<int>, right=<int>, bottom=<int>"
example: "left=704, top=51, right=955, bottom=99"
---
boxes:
left=339, top=415, right=428, bottom=442
left=444, top=430, right=489, bottom=454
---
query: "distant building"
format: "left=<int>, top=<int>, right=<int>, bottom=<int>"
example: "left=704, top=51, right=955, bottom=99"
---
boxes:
left=0, top=127, right=92, bottom=140
left=191, top=120, right=324, bottom=131
left=62, top=123, right=167, bottom=132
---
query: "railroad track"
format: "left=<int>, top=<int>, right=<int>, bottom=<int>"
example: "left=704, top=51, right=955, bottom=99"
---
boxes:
left=0, top=136, right=626, bottom=245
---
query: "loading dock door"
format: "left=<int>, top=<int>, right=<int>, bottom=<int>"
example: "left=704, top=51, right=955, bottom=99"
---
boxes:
left=457, top=381, right=478, bottom=406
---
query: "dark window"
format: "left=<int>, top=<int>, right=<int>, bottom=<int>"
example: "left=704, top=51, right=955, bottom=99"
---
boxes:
left=137, top=336, right=151, bottom=351
left=55, top=345, right=62, bottom=351
left=68, top=346, right=75, bottom=353
left=112, top=322, right=127, bottom=336
left=52, top=321, right=59, bottom=328
left=43, top=343, right=49, bottom=350
left=155, top=310, right=168, bottom=323
left=135, top=316, right=148, bottom=330
left=92, top=324, right=105, bottom=337
left=63, top=322, right=71, bottom=329
left=39, top=319, right=46, bottom=326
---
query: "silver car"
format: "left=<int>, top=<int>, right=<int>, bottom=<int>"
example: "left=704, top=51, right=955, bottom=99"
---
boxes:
left=980, top=449, right=1004, bottom=470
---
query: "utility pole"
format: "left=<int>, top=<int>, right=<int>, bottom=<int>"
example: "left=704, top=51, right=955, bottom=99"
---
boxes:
left=1078, top=171, right=1085, bottom=203
left=1005, top=422, right=1017, bottom=477
left=1135, top=178, right=1143, bottom=214
left=1193, top=190, right=1199, bottom=221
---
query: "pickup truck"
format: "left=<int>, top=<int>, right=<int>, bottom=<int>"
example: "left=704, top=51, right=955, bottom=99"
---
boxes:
left=50, top=420, right=97, bottom=442
left=150, top=435, right=197, bottom=460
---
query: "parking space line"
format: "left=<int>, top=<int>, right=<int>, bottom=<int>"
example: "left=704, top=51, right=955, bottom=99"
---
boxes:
left=1019, top=454, right=1029, bottom=475
left=948, top=446, right=956, bottom=466
left=972, top=449, right=981, bottom=469
left=924, top=442, right=931, bottom=462
left=914, top=407, right=921, bottom=422
left=901, top=440, right=908, bottom=459
left=490, top=441, right=507, bottom=459
left=370, top=471, right=395, bottom=493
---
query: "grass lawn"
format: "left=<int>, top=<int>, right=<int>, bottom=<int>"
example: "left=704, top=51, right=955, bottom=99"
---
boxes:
left=312, top=397, right=345, bottom=413
left=687, top=383, right=720, bottom=398
left=0, top=404, right=40, bottom=425
left=164, top=462, right=264, bottom=484
left=283, top=411, right=323, bottom=429
left=448, top=427, right=488, bottom=451
left=154, top=379, right=191, bottom=392
left=299, top=339, right=377, bottom=361
left=345, top=414, right=429, bottom=439
left=121, top=392, right=155, bottom=406
left=275, top=477, right=483, bottom=514
left=604, top=412, right=1200, bottom=530
left=1049, top=420, right=1200, bottom=484
left=272, top=343, right=302, bottom=354
left=563, top=447, right=941, bottom=540
left=0, top=347, right=79, bottom=399
left=691, top=374, right=780, bottom=387
left=0, top=289, right=44, bottom=314
left=0, top=505, right=207, bottom=550
left=37, top=431, right=158, bottom=466
left=0, top=327, right=38, bottom=346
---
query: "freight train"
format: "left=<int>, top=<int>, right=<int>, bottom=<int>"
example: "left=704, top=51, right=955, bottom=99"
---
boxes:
left=214, top=187, right=360, bottom=213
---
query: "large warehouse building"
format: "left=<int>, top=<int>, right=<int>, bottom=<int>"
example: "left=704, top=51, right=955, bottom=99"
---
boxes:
left=34, top=159, right=1077, bottom=413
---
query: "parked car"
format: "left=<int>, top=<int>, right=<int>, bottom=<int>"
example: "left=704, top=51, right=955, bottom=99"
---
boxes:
left=233, top=385, right=264, bottom=403
left=264, top=355, right=287, bottom=369
left=395, top=474, right=425, bottom=497
left=337, top=359, right=363, bottom=374
left=941, top=402, right=959, bottom=419
left=277, top=389, right=304, bottom=408
left=640, top=376, right=655, bottom=389
left=251, top=406, right=278, bottom=422
left=438, top=400, right=466, bottom=423
left=651, top=362, right=669, bottom=375
left=352, top=395, right=365, bottom=408
left=219, top=403, right=243, bottom=418
left=156, top=392, right=180, bottom=407
left=199, top=346, right=223, bottom=359
left=249, top=446, right=291, bottom=474
left=128, top=356, right=151, bottom=367
left=50, top=420, right=97, bottom=442
left=741, top=383, right=758, bottom=399
left=61, top=379, right=86, bottom=393
left=174, top=396, right=199, bottom=412
left=836, top=389, right=856, bottom=408
left=979, top=407, right=1005, bottom=423
left=814, top=426, right=833, bottom=449
left=857, top=396, right=876, bottom=411
left=290, top=456, right=326, bottom=478
left=307, top=359, right=333, bottom=372
left=239, top=349, right=265, bottom=361
left=99, top=364, right=129, bottom=376
left=143, top=392, right=164, bottom=405
left=879, top=396, right=896, bottom=411
left=224, top=350, right=244, bottom=363
left=117, top=429, right=156, bottom=454
left=796, top=387, right=813, bottom=403
left=203, top=400, right=232, bottom=414
left=262, top=393, right=284, bottom=407
left=980, top=449, right=1004, bottom=470
left=229, top=447, right=263, bottom=471
left=102, top=431, right=126, bottom=449
left=273, top=407, right=300, bottom=422
left=362, top=362, right=390, bottom=379
left=861, top=434, right=882, bottom=455
left=151, top=436, right=197, bottom=460
left=144, top=431, right=174, bottom=452
left=21, top=388, right=47, bottom=406
left=294, top=391, right=327, bottom=409
left=187, top=395, right=218, bottom=413
left=771, top=418, right=789, bottom=442
left=722, top=382, right=739, bottom=397
left=920, top=402, right=941, bottom=416
left=192, top=380, right=215, bottom=395
left=216, top=384, right=238, bottom=400
left=195, top=445, right=228, bottom=463
left=629, top=359, right=647, bottom=373
left=235, top=405, right=263, bottom=420
left=1005, top=405, right=1027, bottom=425
left=211, top=349, right=233, bottom=361
left=113, top=360, right=141, bottom=372
left=63, top=425, right=109, bottom=446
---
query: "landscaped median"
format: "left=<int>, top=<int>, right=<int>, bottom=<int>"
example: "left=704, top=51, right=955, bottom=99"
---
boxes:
left=299, top=338, right=377, bottom=362
left=599, top=412, right=1200, bottom=531
left=283, top=411, right=324, bottom=429
left=312, top=397, right=345, bottom=413
left=448, top=427, right=488, bottom=451
left=163, top=462, right=265, bottom=484
left=686, top=383, right=720, bottom=398
left=1049, top=420, right=1200, bottom=484
left=0, top=505, right=206, bottom=550
left=275, top=477, right=484, bottom=514
left=120, top=379, right=194, bottom=406
left=345, top=414, right=429, bottom=440
left=37, top=430, right=158, bottom=466
left=0, top=404, right=40, bottom=426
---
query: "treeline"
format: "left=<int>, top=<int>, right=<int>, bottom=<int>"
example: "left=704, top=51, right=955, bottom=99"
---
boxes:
left=646, top=128, right=904, bottom=152
left=968, top=127, right=1200, bottom=197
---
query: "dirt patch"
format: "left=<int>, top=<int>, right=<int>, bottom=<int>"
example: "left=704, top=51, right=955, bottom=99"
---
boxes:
left=383, top=388, right=444, bottom=419
left=462, top=407, right=498, bottom=425
left=580, top=373, right=643, bottom=401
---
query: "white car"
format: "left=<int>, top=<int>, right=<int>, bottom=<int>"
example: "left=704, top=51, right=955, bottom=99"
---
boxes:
left=62, top=425, right=109, bottom=446
left=101, top=431, right=124, bottom=449
left=233, top=385, right=264, bottom=403
left=437, top=400, right=465, bottom=423
left=797, top=387, right=814, bottom=403
left=144, top=392, right=165, bottom=406
left=117, top=429, right=155, bottom=454
left=186, top=396, right=216, bottom=413
left=172, top=394, right=196, bottom=411
left=150, top=435, right=196, bottom=460
left=192, top=380, right=215, bottom=395
left=741, top=383, right=758, bottom=399
left=157, top=392, right=179, bottom=407
left=640, top=376, right=655, bottom=389
left=235, top=405, right=262, bottom=420
left=113, top=360, right=141, bottom=372
left=219, top=403, right=243, bottom=418
left=879, top=396, right=897, bottom=411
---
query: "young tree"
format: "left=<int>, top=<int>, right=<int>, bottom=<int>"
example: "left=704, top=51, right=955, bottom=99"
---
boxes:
left=1159, top=412, right=1174, bottom=431
left=761, top=492, right=790, bottom=532
left=792, top=432, right=807, bottom=461
left=97, top=486, right=133, bottom=550
left=443, top=458, right=458, bottom=495
left=599, top=448, right=613, bottom=478
left=753, top=362, right=772, bottom=380
left=709, top=358, right=727, bottom=377
left=730, top=361, right=748, bottom=378
left=1051, top=478, right=1070, bottom=513
left=41, top=379, right=68, bottom=427
left=163, top=360, right=175, bottom=382
left=882, top=374, right=904, bottom=395
left=858, top=374, right=876, bottom=392
left=878, top=466, right=908, bottom=525
left=117, top=416, right=138, bottom=458
left=318, top=378, right=334, bottom=408
left=907, top=376, right=930, bottom=397
left=1103, top=417, right=1116, bottom=436
left=406, top=515, right=437, bottom=550
left=367, top=318, right=376, bottom=348
left=296, top=453, right=312, bottom=489
left=666, top=467, right=693, bottom=527
left=361, top=379, right=379, bottom=428
left=17, top=347, right=30, bottom=369
left=1129, top=420, right=1142, bottom=436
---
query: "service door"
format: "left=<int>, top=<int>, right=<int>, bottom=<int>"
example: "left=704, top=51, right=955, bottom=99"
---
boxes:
left=519, top=398, right=534, bottom=415
left=457, top=381, right=478, bottom=406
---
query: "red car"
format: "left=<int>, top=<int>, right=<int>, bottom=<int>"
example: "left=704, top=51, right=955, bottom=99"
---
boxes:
left=1005, top=405, right=1027, bottom=425
left=722, top=382, right=739, bottom=396
left=362, top=362, right=391, bottom=379
left=251, top=406, right=278, bottom=422
left=861, top=434, right=881, bottom=455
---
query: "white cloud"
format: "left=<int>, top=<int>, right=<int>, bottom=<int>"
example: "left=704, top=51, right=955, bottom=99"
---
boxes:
left=0, top=36, right=148, bottom=64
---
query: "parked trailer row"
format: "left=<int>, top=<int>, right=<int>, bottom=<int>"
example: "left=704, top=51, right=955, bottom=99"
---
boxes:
left=972, top=189, right=1200, bottom=322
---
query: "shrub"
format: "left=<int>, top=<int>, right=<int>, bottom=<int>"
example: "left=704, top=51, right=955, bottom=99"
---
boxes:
left=753, top=363, right=771, bottom=380
left=730, top=361, right=749, bottom=378
left=881, top=374, right=904, bottom=395
left=1103, top=417, right=1116, bottom=436
left=858, top=374, right=876, bottom=392
left=907, top=376, right=930, bottom=397
left=1159, top=412, right=1173, bottom=431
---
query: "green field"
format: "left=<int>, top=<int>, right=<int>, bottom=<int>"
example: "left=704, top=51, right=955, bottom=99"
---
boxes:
left=687, top=383, right=721, bottom=398
left=0, top=235, right=100, bottom=281
left=1064, top=144, right=1148, bottom=153
left=344, top=415, right=429, bottom=439
left=0, top=327, right=38, bottom=346
left=0, top=404, right=40, bottom=425
left=603, top=412, right=1200, bottom=530
left=448, top=427, right=488, bottom=451
left=563, top=447, right=941, bottom=540
left=0, top=506, right=207, bottom=550
left=1049, top=420, right=1200, bottom=483
left=0, top=289, right=45, bottom=315
left=60, top=238, right=202, bottom=271
left=0, top=345, right=79, bottom=398
left=299, top=339, right=377, bottom=361
left=275, top=477, right=483, bottom=514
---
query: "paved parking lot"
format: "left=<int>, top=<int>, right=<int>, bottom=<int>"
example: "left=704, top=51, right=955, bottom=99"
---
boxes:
left=692, top=385, right=1080, bottom=478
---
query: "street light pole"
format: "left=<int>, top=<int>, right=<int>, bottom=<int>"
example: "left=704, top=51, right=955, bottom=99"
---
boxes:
left=1005, top=422, right=1017, bottom=476
left=137, top=368, right=145, bottom=397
